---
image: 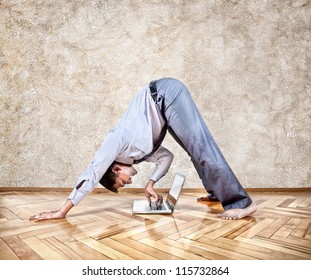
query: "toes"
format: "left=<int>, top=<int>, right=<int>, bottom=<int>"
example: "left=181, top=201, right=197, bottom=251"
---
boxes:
left=224, top=216, right=237, bottom=220
left=217, top=214, right=238, bottom=220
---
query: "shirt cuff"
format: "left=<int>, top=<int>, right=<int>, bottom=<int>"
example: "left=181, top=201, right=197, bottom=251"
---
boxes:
left=67, top=188, right=88, bottom=206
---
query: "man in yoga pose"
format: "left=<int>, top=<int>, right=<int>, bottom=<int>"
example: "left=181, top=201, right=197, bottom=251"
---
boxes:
left=30, top=78, right=256, bottom=221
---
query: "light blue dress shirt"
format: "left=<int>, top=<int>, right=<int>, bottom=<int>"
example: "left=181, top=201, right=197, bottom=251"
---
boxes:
left=68, top=85, right=173, bottom=205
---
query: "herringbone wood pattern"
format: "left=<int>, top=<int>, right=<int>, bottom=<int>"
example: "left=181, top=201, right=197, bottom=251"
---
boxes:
left=0, top=190, right=310, bottom=260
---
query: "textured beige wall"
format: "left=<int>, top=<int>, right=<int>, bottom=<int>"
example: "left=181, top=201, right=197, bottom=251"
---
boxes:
left=0, top=0, right=310, bottom=190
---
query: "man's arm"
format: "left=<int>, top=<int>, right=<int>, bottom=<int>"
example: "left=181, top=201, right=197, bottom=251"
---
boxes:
left=143, top=146, right=173, bottom=204
left=29, top=199, right=74, bottom=221
left=68, top=131, right=123, bottom=206
left=144, top=146, right=174, bottom=181
left=29, top=133, right=119, bottom=221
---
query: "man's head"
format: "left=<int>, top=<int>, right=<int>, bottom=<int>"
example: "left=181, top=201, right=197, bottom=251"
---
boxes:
left=99, top=162, right=138, bottom=193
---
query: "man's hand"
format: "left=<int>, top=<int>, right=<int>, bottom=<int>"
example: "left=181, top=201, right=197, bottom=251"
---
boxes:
left=144, top=180, right=163, bottom=206
left=29, top=200, right=74, bottom=222
left=29, top=210, right=66, bottom=221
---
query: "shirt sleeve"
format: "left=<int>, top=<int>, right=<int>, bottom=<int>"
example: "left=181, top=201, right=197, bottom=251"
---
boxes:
left=144, top=146, right=174, bottom=182
left=67, top=130, right=123, bottom=205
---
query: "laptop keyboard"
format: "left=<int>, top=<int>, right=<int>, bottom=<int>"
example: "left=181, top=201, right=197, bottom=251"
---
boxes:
left=150, top=202, right=166, bottom=210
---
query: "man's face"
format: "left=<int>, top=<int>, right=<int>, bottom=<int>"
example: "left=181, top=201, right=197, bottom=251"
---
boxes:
left=112, top=163, right=138, bottom=190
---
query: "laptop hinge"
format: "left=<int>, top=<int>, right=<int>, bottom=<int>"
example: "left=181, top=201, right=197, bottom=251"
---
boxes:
left=167, top=201, right=174, bottom=211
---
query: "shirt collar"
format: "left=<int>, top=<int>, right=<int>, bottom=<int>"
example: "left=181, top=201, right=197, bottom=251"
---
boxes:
left=115, top=157, right=134, bottom=165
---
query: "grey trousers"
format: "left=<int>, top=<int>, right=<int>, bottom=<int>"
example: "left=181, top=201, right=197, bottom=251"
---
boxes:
left=155, top=78, right=252, bottom=210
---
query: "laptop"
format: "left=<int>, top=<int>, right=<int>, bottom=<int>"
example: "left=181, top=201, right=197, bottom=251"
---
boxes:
left=132, top=173, right=186, bottom=214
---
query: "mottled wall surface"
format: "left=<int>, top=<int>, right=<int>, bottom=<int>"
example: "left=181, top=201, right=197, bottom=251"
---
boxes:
left=1, top=0, right=310, bottom=189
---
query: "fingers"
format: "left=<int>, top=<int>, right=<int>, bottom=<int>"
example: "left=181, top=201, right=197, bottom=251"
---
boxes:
left=145, top=185, right=156, bottom=204
left=29, top=210, right=58, bottom=221
left=146, top=196, right=151, bottom=206
left=146, top=192, right=157, bottom=205
left=29, top=215, right=43, bottom=222
left=29, top=212, right=47, bottom=221
left=156, top=194, right=163, bottom=205
left=152, top=191, right=159, bottom=202
left=144, top=184, right=163, bottom=206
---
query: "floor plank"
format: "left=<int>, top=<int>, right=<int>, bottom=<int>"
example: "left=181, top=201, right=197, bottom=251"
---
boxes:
left=0, top=238, right=19, bottom=260
left=2, top=236, right=42, bottom=260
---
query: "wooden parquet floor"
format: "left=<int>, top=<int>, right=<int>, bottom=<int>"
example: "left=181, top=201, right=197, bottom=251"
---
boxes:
left=0, top=190, right=310, bottom=260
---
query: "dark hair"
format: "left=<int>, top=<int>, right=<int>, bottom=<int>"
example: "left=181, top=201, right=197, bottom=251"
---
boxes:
left=99, top=162, right=118, bottom=193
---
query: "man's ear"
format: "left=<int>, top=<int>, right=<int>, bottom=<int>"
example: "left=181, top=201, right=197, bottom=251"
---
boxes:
left=112, top=164, right=121, bottom=173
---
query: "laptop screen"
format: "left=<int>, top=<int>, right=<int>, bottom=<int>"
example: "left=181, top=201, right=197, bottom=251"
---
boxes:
left=166, top=173, right=185, bottom=207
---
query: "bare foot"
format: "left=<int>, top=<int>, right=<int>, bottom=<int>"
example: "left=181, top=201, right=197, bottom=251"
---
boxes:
left=217, top=202, right=257, bottom=220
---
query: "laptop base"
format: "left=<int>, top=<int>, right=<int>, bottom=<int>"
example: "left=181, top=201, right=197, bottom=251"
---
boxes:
left=132, top=200, right=172, bottom=214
